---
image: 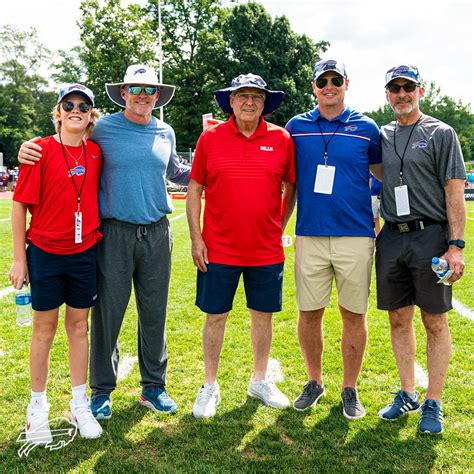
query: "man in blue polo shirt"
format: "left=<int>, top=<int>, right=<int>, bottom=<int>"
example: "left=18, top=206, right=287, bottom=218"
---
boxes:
left=286, top=59, right=382, bottom=418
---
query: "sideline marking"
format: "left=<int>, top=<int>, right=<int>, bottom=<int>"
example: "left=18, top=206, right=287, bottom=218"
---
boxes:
left=415, top=362, right=428, bottom=388
left=117, top=355, right=138, bottom=381
left=169, top=212, right=186, bottom=222
left=452, top=297, right=474, bottom=321
left=0, top=286, right=15, bottom=299
left=467, top=217, right=474, bottom=222
left=0, top=218, right=10, bottom=222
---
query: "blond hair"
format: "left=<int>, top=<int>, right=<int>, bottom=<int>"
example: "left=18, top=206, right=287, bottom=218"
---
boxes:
left=52, top=102, right=101, bottom=137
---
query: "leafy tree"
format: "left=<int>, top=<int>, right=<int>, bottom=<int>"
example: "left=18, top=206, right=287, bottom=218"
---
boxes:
left=79, top=0, right=158, bottom=113
left=222, top=2, right=329, bottom=128
left=52, top=46, right=87, bottom=85
left=367, top=82, right=473, bottom=161
left=0, top=25, right=55, bottom=165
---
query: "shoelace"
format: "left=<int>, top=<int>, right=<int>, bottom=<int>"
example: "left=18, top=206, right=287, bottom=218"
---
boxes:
left=422, top=404, right=443, bottom=421
left=196, top=385, right=215, bottom=403
left=343, top=390, right=359, bottom=408
left=74, top=404, right=96, bottom=425
left=300, top=382, right=320, bottom=400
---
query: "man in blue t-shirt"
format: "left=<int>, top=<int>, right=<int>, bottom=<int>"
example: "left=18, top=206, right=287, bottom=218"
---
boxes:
left=18, top=66, right=190, bottom=420
left=285, top=59, right=382, bottom=418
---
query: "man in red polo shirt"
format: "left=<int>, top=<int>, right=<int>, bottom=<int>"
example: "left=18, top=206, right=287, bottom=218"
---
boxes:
left=187, top=73, right=296, bottom=418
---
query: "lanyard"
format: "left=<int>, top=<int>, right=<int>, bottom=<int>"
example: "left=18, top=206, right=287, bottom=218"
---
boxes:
left=316, top=120, right=341, bottom=166
left=59, top=134, right=88, bottom=212
left=393, top=115, right=422, bottom=185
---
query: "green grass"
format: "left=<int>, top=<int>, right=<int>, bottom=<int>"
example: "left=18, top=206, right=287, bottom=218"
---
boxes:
left=0, top=197, right=473, bottom=472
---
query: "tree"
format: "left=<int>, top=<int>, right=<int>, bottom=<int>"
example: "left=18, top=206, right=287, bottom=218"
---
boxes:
left=0, top=25, right=55, bottom=165
left=52, top=46, right=87, bottom=85
left=367, top=82, right=473, bottom=161
left=79, top=0, right=158, bottom=113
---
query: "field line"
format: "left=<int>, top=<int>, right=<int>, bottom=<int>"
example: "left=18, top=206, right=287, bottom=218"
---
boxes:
left=452, top=297, right=474, bottom=321
left=415, top=362, right=428, bottom=388
left=0, top=218, right=10, bottom=222
left=169, top=212, right=186, bottom=222
left=117, top=355, right=138, bottom=381
left=467, top=217, right=474, bottom=222
left=0, top=286, right=15, bottom=299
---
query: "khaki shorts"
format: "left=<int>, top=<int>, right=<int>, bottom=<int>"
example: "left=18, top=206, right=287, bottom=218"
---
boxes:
left=295, top=236, right=374, bottom=314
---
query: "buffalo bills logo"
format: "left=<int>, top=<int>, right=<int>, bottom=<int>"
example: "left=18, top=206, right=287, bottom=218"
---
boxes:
left=67, top=84, right=86, bottom=92
left=134, top=68, right=147, bottom=75
left=69, top=166, right=86, bottom=177
left=319, top=59, right=338, bottom=72
left=411, top=140, right=428, bottom=149
left=344, top=125, right=358, bottom=132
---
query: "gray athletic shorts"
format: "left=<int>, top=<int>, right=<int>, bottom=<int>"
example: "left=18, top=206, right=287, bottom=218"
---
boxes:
left=375, top=221, right=452, bottom=314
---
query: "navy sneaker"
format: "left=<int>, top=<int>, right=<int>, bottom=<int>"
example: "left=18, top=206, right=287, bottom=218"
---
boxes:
left=419, top=399, right=444, bottom=435
left=378, top=390, right=420, bottom=421
left=90, top=395, right=112, bottom=420
left=139, top=387, right=178, bottom=414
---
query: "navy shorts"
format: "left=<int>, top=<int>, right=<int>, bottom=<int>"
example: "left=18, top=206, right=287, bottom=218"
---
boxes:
left=196, top=262, right=284, bottom=314
left=27, top=243, right=98, bottom=311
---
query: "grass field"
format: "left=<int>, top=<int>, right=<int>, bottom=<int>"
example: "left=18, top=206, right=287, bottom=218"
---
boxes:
left=0, top=196, right=473, bottom=473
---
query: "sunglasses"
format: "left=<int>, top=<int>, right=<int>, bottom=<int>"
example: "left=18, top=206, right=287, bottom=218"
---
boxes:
left=232, top=92, right=266, bottom=102
left=315, top=76, right=345, bottom=89
left=128, top=85, right=158, bottom=95
left=61, top=101, right=91, bottom=113
left=386, top=82, right=418, bottom=93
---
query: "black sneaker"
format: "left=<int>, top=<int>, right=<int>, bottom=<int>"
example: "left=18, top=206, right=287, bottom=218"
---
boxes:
left=293, top=380, right=325, bottom=411
left=341, top=387, right=366, bottom=419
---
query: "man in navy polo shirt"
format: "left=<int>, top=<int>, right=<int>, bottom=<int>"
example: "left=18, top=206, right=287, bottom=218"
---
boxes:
left=285, top=59, right=382, bottom=418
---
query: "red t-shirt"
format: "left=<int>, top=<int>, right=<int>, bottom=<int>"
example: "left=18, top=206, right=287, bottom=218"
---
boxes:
left=14, top=136, right=103, bottom=255
left=191, top=116, right=296, bottom=266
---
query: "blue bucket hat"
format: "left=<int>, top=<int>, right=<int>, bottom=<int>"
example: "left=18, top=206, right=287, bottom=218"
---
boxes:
left=57, top=84, right=95, bottom=107
left=312, top=59, right=347, bottom=81
left=213, top=73, right=284, bottom=116
left=385, top=65, right=421, bottom=87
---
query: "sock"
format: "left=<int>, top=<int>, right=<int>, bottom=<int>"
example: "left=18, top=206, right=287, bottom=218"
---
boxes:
left=72, top=384, right=88, bottom=406
left=30, top=390, right=47, bottom=409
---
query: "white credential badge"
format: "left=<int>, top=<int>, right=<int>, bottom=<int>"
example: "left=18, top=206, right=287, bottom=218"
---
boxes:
left=394, top=185, right=410, bottom=216
left=314, top=165, right=336, bottom=194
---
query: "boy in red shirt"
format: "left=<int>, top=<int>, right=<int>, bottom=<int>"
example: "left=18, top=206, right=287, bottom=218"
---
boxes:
left=9, top=84, right=103, bottom=442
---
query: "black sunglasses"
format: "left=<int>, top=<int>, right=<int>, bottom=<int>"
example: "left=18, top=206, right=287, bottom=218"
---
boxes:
left=61, top=101, right=91, bottom=113
left=315, top=76, right=345, bottom=89
left=386, top=82, right=418, bottom=93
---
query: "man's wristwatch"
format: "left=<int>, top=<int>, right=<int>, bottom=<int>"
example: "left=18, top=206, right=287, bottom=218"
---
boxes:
left=448, top=239, right=465, bottom=249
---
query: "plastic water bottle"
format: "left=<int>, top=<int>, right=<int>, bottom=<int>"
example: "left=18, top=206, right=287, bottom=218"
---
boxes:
left=15, top=283, right=32, bottom=326
left=431, top=257, right=453, bottom=286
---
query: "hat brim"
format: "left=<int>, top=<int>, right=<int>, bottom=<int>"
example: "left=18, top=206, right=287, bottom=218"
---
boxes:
left=105, top=82, right=176, bottom=109
left=385, top=76, right=420, bottom=87
left=213, top=85, right=284, bottom=116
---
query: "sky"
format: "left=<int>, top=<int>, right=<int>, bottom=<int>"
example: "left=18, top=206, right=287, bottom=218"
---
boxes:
left=2, top=0, right=473, bottom=113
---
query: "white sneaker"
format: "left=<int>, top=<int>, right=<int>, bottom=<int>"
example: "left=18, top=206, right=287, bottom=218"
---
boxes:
left=25, top=402, right=53, bottom=444
left=70, top=399, right=103, bottom=439
left=192, top=383, right=221, bottom=418
left=248, top=378, right=290, bottom=409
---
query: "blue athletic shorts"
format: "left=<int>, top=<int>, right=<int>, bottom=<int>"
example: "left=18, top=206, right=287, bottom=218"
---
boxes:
left=27, top=243, right=98, bottom=311
left=196, top=262, right=284, bottom=314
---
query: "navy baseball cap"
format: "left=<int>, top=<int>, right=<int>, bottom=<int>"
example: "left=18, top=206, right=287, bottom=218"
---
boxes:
left=385, top=65, right=421, bottom=87
left=57, top=84, right=95, bottom=106
left=313, top=59, right=347, bottom=81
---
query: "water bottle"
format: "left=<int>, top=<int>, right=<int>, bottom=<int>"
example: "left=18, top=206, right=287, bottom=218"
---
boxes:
left=431, top=257, right=453, bottom=286
left=15, top=283, right=32, bottom=326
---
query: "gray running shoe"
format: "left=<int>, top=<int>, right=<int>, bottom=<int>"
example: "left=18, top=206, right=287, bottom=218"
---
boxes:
left=293, top=380, right=325, bottom=411
left=341, top=387, right=366, bottom=419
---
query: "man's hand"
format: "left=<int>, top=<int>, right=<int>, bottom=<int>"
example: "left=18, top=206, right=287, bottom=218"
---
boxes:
left=8, top=260, right=29, bottom=289
left=191, top=237, right=209, bottom=272
left=18, top=137, right=43, bottom=165
left=442, top=246, right=464, bottom=284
